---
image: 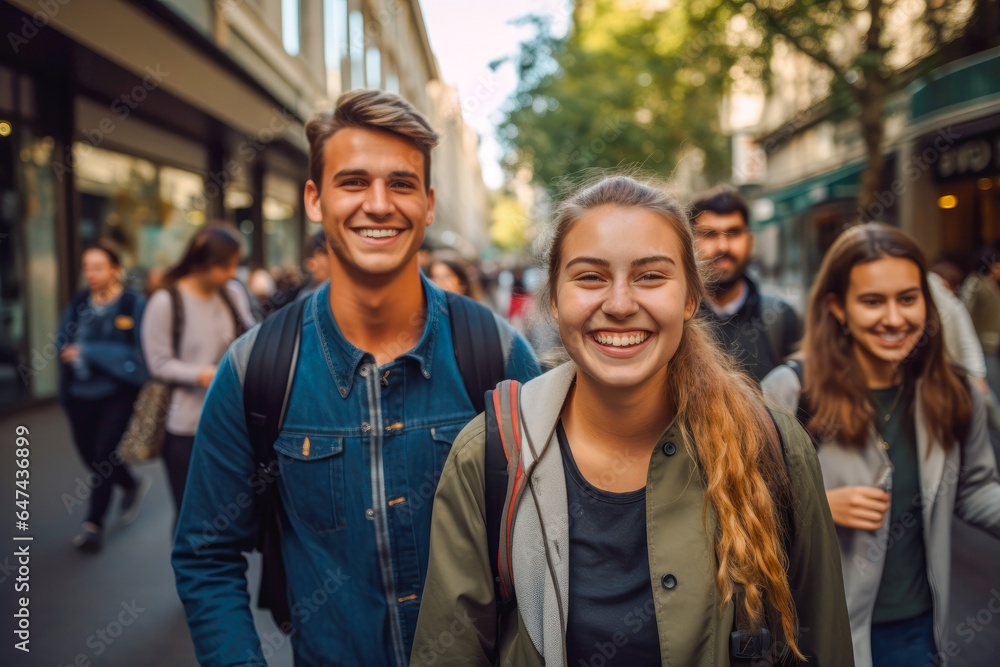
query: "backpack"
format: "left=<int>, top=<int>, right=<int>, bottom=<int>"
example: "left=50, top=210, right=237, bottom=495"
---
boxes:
left=242, top=290, right=507, bottom=631
left=483, top=380, right=796, bottom=663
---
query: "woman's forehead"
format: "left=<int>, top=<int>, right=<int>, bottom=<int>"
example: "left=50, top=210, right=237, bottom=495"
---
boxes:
left=562, top=206, right=684, bottom=259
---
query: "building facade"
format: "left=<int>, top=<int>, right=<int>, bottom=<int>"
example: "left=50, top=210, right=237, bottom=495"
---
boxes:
left=730, top=17, right=1000, bottom=310
left=0, top=0, right=488, bottom=410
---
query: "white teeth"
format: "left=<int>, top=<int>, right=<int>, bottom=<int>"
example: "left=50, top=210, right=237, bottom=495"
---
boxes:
left=879, top=333, right=905, bottom=342
left=357, top=228, right=400, bottom=238
left=594, top=332, right=648, bottom=347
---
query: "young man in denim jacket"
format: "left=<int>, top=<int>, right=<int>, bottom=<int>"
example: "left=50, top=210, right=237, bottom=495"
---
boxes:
left=172, top=90, right=541, bottom=666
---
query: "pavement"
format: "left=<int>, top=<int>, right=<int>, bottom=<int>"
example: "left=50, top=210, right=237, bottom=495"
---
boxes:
left=0, top=404, right=292, bottom=667
left=0, top=403, right=997, bottom=667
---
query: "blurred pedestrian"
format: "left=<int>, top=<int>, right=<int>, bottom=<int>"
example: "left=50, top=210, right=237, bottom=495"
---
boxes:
left=140, top=226, right=254, bottom=514
left=962, top=244, right=1000, bottom=399
left=145, top=265, right=165, bottom=296
left=426, top=256, right=471, bottom=296
left=930, top=257, right=964, bottom=297
left=58, top=240, right=151, bottom=552
left=264, top=230, right=330, bottom=313
left=928, top=270, right=993, bottom=405
left=247, top=263, right=276, bottom=305
left=690, top=186, right=801, bottom=383
left=413, top=175, right=852, bottom=666
left=762, top=223, right=1000, bottom=667
left=172, top=89, right=540, bottom=667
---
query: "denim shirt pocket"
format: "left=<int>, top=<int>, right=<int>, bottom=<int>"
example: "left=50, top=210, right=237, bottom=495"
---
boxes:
left=430, top=422, right=467, bottom=481
left=274, top=432, right=347, bottom=534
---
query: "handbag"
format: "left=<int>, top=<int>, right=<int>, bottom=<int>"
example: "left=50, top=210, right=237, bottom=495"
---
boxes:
left=118, top=286, right=183, bottom=463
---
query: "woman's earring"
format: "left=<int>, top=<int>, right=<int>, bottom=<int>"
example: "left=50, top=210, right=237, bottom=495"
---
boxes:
left=839, top=320, right=851, bottom=337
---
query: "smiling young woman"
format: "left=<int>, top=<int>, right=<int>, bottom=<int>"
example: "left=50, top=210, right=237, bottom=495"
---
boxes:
left=412, top=175, right=853, bottom=666
left=762, top=223, right=1000, bottom=667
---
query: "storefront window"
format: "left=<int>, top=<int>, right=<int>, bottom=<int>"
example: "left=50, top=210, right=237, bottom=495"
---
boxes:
left=0, top=129, right=60, bottom=405
left=74, top=144, right=206, bottom=284
left=263, top=173, right=301, bottom=274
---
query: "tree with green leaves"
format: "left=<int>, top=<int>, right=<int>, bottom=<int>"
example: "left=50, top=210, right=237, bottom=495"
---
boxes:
left=729, top=0, right=1000, bottom=213
left=497, top=0, right=739, bottom=195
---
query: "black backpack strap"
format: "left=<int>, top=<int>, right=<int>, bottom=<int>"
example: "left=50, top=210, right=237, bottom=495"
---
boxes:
left=243, top=297, right=306, bottom=467
left=484, top=380, right=523, bottom=620
left=446, top=291, right=505, bottom=414
left=166, top=285, right=184, bottom=357
left=484, top=390, right=507, bottom=609
left=241, top=296, right=306, bottom=631
left=218, top=284, right=249, bottom=337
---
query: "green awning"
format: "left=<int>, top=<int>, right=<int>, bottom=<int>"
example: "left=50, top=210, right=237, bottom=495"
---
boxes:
left=910, top=47, right=1000, bottom=123
left=754, top=160, right=865, bottom=224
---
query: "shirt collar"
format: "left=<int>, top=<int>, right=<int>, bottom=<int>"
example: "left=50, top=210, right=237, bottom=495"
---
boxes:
left=707, top=279, right=749, bottom=318
left=313, top=273, right=445, bottom=399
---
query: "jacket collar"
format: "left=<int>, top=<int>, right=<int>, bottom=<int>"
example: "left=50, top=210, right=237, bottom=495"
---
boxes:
left=517, top=361, right=578, bottom=470
left=312, top=273, right=445, bottom=399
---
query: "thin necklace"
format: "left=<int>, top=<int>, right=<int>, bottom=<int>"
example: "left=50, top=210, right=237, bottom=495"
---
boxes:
left=874, top=384, right=904, bottom=450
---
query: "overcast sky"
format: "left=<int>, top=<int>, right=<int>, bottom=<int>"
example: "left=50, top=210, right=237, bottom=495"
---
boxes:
left=420, top=0, right=571, bottom=190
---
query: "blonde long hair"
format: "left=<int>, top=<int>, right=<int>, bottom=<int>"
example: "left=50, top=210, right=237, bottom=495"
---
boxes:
left=540, top=175, right=803, bottom=658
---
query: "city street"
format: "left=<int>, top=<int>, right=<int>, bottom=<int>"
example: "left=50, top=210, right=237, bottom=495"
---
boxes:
left=0, top=404, right=292, bottom=667
left=0, top=402, right=998, bottom=666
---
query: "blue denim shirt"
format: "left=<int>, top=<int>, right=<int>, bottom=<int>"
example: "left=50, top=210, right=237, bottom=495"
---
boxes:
left=172, top=277, right=541, bottom=666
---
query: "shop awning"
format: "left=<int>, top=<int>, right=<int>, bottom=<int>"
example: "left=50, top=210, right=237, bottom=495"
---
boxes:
left=752, top=160, right=865, bottom=225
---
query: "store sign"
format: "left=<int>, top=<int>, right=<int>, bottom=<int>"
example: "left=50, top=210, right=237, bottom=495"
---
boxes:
left=933, top=130, right=1000, bottom=182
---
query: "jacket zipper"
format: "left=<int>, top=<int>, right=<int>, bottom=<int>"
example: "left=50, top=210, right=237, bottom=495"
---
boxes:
left=366, top=369, right=408, bottom=666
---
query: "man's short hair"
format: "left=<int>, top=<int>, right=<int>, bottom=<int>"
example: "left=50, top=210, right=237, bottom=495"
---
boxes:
left=689, top=185, right=749, bottom=227
left=305, top=89, right=440, bottom=193
left=305, top=230, right=327, bottom=258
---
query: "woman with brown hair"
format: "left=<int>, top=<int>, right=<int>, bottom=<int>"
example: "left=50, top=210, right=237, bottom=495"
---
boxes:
left=411, top=175, right=852, bottom=666
left=762, top=223, right=1000, bottom=667
left=140, top=225, right=256, bottom=514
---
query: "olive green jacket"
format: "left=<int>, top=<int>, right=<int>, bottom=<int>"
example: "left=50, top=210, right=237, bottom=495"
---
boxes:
left=411, top=362, right=854, bottom=667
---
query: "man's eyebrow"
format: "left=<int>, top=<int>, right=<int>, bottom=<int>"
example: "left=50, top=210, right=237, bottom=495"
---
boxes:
left=333, top=169, right=369, bottom=181
left=332, top=169, right=420, bottom=182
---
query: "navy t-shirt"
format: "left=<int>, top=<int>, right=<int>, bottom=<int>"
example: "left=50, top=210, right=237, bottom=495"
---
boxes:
left=559, top=422, right=661, bottom=666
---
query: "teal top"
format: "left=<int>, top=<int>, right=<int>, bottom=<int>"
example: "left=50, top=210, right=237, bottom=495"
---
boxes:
left=870, top=382, right=933, bottom=624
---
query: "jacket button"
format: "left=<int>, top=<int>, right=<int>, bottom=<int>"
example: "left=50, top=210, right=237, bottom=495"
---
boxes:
left=662, top=442, right=676, bottom=456
left=366, top=509, right=375, bottom=518
left=661, top=574, right=677, bottom=590
left=360, top=365, right=369, bottom=377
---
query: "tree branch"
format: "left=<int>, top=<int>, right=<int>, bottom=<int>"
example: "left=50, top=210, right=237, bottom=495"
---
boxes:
left=750, top=3, right=847, bottom=80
